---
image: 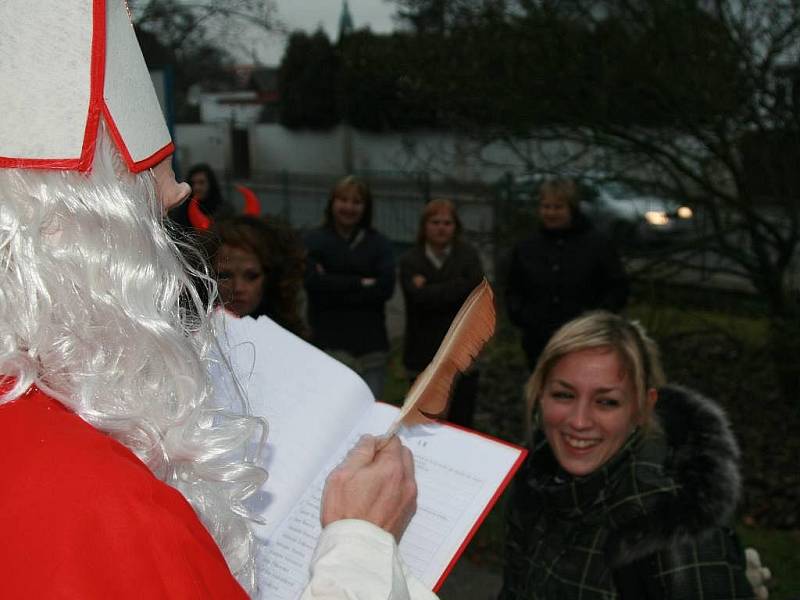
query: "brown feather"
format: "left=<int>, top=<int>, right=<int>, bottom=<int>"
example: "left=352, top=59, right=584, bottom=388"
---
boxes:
left=385, top=278, right=496, bottom=437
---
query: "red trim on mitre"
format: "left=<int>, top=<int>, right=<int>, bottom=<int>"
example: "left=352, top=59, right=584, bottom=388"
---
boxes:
left=0, top=157, right=85, bottom=170
left=77, top=0, right=108, bottom=172
left=101, top=102, right=174, bottom=173
left=0, top=0, right=172, bottom=174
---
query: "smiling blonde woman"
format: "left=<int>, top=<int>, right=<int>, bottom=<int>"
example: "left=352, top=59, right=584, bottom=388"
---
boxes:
left=499, top=311, right=756, bottom=599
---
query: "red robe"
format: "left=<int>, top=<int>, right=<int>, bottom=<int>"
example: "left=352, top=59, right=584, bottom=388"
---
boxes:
left=0, top=386, right=247, bottom=599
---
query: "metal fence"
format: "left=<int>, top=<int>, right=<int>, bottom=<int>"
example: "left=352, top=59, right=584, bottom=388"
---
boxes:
left=221, top=169, right=499, bottom=274
left=216, top=169, right=797, bottom=298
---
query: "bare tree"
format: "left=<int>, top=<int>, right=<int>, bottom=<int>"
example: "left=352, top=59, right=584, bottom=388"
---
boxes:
left=129, top=1, right=282, bottom=120
left=130, top=0, right=280, bottom=62
left=390, top=0, right=800, bottom=392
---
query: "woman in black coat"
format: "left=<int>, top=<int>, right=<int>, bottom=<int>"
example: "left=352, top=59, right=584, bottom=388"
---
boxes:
left=168, top=163, right=234, bottom=230
left=400, top=199, right=484, bottom=427
left=506, top=178, right=629, bottom=370
left=304, top=176, right=395, bottom=398
left=499, top=311, right=757, bottom=599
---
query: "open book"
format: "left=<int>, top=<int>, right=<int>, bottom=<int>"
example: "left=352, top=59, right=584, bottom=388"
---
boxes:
left=210, top=313, right=526, bottom=599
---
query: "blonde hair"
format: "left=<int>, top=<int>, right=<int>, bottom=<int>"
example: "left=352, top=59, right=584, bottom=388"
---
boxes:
left=524, top=311, right=665, bottom=437
left=0, top=127, right=266, bottom=591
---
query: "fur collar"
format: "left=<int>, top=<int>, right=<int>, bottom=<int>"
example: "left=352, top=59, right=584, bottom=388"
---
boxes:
left=605, top=384, right=742, bottom=566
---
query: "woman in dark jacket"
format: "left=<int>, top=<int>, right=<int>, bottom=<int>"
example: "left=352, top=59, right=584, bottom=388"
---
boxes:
left=400, top=199, right=484, bottom=427
left=169, top=163, right=234, bottom=230
left=304, top=176, right=395, bottom=398
left=506, top=178, right=629, bottom=370
left=499, top=311, right=756, bottom=599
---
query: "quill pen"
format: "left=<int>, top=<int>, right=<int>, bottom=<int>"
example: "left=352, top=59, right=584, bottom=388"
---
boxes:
left=382, top=278, right=496, bottom=443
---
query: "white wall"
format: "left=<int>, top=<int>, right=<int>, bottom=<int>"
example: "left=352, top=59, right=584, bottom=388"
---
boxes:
left=199, top=91, right=262, bottom=127
left=174, top=123, right=230, bottom=175
left=176, top=122, right=588, bottom=182
left=249, top=124, right=346, bottom=174
left=247, top=124, right=541, bottom=181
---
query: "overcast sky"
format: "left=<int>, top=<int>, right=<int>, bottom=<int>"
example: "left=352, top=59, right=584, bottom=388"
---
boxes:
left=253, top=0, right=397, bottom=65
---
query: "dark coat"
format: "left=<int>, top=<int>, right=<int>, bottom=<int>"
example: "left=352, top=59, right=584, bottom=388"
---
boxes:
left=506, top=216, right=629, bottom=366
left=304, top=225, right=395, bottom=356
left=399, top=241, right=484, bottom=372
left=499, top=385, right=755, bottom=600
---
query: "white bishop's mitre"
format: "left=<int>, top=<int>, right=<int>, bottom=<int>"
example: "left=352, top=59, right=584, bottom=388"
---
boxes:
left=0, top=0, right=172, bottom=173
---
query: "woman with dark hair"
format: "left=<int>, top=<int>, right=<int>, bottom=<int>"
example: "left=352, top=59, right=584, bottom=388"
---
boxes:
left=400, top=199, right=484, bottom=427
left=304, top=175, right=395, bottom=398
left=169, top=163, right=233, bottom=229
left=499, top=311, right=759, bottom=599
left=208, top=215, right=307, bottom=337
left=506, top=178, right=629, bottom=371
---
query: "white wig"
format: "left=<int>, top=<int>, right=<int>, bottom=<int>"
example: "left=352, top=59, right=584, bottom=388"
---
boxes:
left=0, top=127, right=266, bottom=591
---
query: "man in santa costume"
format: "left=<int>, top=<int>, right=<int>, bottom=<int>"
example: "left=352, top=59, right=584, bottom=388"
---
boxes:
left=0, top=2, right=435, bottom=598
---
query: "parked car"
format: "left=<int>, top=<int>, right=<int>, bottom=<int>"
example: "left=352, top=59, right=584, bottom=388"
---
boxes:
left=503, top=173, right=696, bottom=247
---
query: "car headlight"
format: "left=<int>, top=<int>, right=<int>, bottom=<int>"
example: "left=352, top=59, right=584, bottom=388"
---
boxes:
left=677, top=206, right=693, bottom=219
left=644, top=211, right=669, bottom=226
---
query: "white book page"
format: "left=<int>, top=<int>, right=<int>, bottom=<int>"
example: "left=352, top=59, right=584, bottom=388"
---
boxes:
left=209, top=312, right=374, bottom=540
left=256, top=402, right=523, bottom=598
left=394, top=413, right=522, bottom=588
left=255, top=403, right=397, bottom=600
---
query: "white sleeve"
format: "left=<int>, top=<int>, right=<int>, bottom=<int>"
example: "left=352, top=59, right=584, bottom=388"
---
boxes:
left=300, top=519, right=439, bottom=600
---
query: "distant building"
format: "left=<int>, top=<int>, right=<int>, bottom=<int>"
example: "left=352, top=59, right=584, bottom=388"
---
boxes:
left=188, top=65, right=280, bottom=178
left=196, top=66, right=280, bottom=126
